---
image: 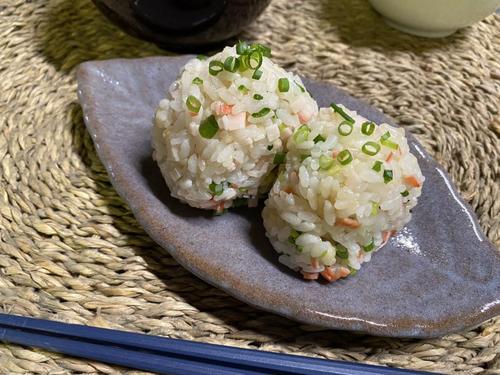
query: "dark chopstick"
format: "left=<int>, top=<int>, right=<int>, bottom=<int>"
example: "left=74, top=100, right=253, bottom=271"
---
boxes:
left=0, top=313, right=430, bottom=375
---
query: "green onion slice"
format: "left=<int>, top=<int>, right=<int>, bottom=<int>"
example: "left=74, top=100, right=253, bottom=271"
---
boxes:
left=252, top=69, right=263, bottom=80
left=296, top=82, right=305, bottom=92
left=331, top=103, right=354, bottom=125
left=186, top=95, right=201, bottom=113
left=293, top=125, right=310, bottom=144
left=380, top=131, right=399, bottom=150
left=383, top=169, right=393, bottom=183
left=372, top=160, right=383, bottom=172
left=278, top=123, right=287, bottom=132
left=199, top=115, right=219, bottom=139
left=361, top=141, right=381, bottom=156
left=248, top=50, right=263, bottom=70
left=253, top=94, right=263, bottom=100
left=209, top=181, right=225, bottom=196
left=300, top=154, right=310, bottom=161
left=401, top=190, right=409, bottom=197
left=273, top=152, right=286, bottom=164
left=192, top=77, right=203, bottom=85
left=197, top=54, right=207, bottom=60
left=252, top=107, right=271, bottom=118
left=313, top=134, right=326, bottom=143
left=278, top=78, right=289, bottom=92
left=361, top=121, right=375, bottom=135
left=363, top=240, right=375, bottom=252
left=251, top=43, right=271, bottom=57
left=288, top=229, right=301, bottom=244
left=319, top=155, right=334, bottom=170
left=338, top=122, right=353, bottom=136
left=238, top=85, right=249, bottom=94
left=371, top=201, right=379, bottom=216
left=336, top=244, right=349, bottom=259
left=337, top=150, right=353, bottom=165
left=238, top=187, right=248, bottom=193
left=223, top=56, right=239, bottom=72
left=236, top=40, right=249, bottom=55
left=208, top=60, right=224, bottom=76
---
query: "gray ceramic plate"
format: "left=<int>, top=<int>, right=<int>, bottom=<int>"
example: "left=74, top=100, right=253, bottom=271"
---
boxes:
left=77, top=56, right=499, bottom=338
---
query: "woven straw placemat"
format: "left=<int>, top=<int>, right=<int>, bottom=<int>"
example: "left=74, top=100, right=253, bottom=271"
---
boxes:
left=1, top=0, right=499, bottom=373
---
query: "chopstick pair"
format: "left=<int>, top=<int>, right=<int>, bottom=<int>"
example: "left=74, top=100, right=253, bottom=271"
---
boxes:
left=0, top=313, right=429, bottom=374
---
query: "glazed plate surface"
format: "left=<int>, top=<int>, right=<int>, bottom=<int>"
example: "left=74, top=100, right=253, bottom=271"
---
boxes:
left=77, top=56, right=500, bottom=338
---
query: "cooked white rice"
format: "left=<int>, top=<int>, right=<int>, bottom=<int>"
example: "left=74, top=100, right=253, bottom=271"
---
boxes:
left=262, top=105, right=424, bottom=282
left=152, top=45, right=318, bottom=211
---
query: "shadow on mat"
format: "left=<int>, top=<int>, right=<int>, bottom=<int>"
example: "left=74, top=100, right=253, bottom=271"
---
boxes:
left=316, top=0, right=468, bottom=52
left=36, top=0, right=165, bottom=72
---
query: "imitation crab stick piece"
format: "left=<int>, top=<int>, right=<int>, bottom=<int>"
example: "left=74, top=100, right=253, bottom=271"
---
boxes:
left=301, top=271, right=319, bottom=280
left=298, top=111, right=312, bottom=124
left=382, top=230, right=396, bottom=243
left=321, top=266, right=350, bottom=282
left=386, top=152, right=393, bottom=162
left=404, top=175, right=421, bottom=188
left=311, top=257, right=319, bottom=269
left=335, top=217, right=361, bottom=228
left=221, top=112, right=246, bottom=131
left=211, top=101, right=233, bottom=116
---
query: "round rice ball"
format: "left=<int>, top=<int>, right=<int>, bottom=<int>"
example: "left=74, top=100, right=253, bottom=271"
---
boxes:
left=152, top=44, right=318, bottom=211
left=262, top=105, right=424, bottom=282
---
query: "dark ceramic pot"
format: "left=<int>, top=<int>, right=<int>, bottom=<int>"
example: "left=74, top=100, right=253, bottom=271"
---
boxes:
left=92, top=0, right=271, bottom=52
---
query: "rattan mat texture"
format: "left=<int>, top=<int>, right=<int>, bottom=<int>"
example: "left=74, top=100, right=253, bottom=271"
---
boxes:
left=1, top=0, right=499, bottom=373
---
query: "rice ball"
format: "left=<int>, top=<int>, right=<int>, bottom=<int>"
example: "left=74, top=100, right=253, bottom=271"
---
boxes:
left=262, top=104, right=424, bottom=281
left=152, top=43, right=318, bottom=212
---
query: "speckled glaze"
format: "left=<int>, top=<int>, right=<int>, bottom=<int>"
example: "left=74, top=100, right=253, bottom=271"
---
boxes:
left=77, top=56, right=500, bottom=338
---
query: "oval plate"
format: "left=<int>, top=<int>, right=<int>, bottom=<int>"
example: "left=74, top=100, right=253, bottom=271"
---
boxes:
left=77, top=56, right=499, bottom=338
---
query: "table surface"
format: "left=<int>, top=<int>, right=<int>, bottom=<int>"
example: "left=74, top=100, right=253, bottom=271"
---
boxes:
left=0, top=0, right=499, bottom=374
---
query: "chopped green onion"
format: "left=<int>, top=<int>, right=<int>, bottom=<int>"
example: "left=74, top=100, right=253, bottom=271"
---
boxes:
left=319, top=155, right=334, bottom=170
left=209, top=181, right=225, bottom=196
left=208, top=60, right=224, bottom=76
left=348, top=266, right=357, bottom=275
left=336, top=244, right=349, bottom=259
left=197, top=54, right=207, bottom=60
left=236, top=40, right=249, bottom=55
left=253, top=94, right=263, bottom=100
left=296, top=245, right=304, bottom=253
left=338, top=122, right=353, bottom=136
left=192, top=77, right=203, bottom=85
left=248, top=50, right=263, bottom=70
left=401, top=190, right=409, bottom=197
left=252, top=107, right=271, bottom=118
left=372, top=160, right=383, bottom=172
left=313, top=134, right=326, bottom=143
left=223, top=56, right=239, bottom=72
left=363, top=240, right=375, bottom=252
left=361, top=141, right=381, bottom=156
left=330, top=103, right=354, bottom=125
left=278, top=78, right=289, bottom=92
left=337, top=150, right=353, bottom=165
left=238, top=187, right=248, bottom=193
left=278, top=123, right=287, bottom=132
left=380, top=131, right=399, bottom=150
left=251, top=43, right=271, bottom=57
left=238, top=85, right=249, bottom=94
left=199, top=115, right=219, bottom=139
left=383, top=169, right=393, bottom=183
left=252, top=69, right=263, bottom=80
left=238, top=55, right=249, bottom=72
left=371, top=201, right=379, bottom=216
left=288, top=229, right=301, bottom=244
left=273, top=152, right=286, bottom=164
left=232, top=198, right=248, bottom=208
left=186, top=95, right=201, bottom=113
left=361, top=121, right=375, bottom=135
left=267, top=145, right=273, bottom=151
left=293, top=124, right=310, bottom=143
left=300, top=154, right=310, bottom=161
left=319, top=250, right=328, bottom=258
left=296, top=82, right=305, bottom=92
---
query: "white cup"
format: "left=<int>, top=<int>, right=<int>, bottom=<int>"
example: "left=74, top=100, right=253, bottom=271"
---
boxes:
left=368, top=0, right=500, bottom=37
